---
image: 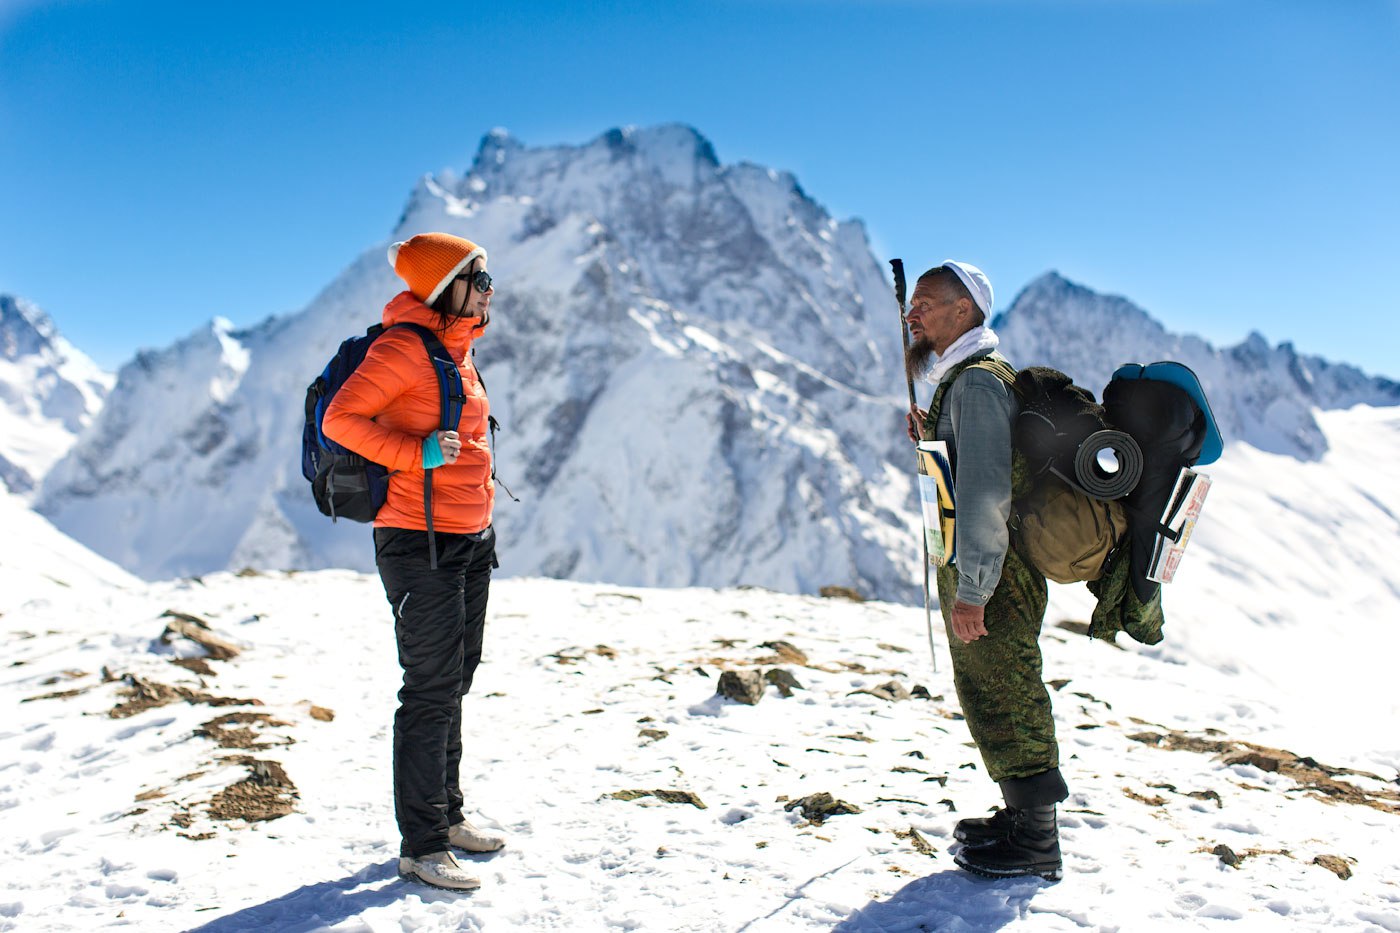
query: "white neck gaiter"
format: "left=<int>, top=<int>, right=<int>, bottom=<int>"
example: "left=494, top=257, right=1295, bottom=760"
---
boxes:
left=926, top=326, right=1000, bottom=385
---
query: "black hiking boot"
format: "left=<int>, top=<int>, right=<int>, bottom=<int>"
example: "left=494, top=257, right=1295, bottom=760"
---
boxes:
left=955, top=805, right=1063, bottom=881
left=953, top=806, right=1017, bottom=844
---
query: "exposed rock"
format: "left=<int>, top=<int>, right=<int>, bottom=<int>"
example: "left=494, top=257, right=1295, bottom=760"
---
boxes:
left=818, top=585, right=864, bottom=602
left=757, top=640, right=808, bottom=666
left=849, top=680, right=911, bottom=702
left=1213, top=844, right=1241, bottom=868
left=308, top=705, right=335, bottom=722
left=160, top=611, right=240, bottom=661
left=784, top=791, right=862, bottom=824
left=1313, top=854, right=1353, bottom=880
left=717, top=669, right=765, bottom=705
left=764, top=668, right=804, bottom=698
left=639, top=728, right=669, bottom=742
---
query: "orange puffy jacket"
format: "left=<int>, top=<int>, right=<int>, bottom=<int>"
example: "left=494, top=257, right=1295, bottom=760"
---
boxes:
left=322, top=291, right=494, bottom=534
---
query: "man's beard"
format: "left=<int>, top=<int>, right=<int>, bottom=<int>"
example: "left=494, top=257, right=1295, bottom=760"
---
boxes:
left=905, top=335, right=936, bottom=383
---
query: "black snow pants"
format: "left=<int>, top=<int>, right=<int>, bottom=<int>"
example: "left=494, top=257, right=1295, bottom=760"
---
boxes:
left=374, top=524, right=496, bottom=858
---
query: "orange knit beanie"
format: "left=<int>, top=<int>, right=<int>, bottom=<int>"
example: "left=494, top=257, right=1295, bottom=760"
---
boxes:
left=387, top=233, right=487, bottom=305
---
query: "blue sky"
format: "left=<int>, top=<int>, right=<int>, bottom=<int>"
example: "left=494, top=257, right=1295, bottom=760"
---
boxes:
left=2, top=0, right=1397, bottom=377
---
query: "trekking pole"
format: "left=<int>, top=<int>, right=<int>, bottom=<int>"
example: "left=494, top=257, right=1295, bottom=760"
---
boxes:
left=890, top=258, right=937, bottom=672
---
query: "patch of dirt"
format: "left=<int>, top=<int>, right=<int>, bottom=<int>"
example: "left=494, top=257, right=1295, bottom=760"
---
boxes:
left=604, top=789, right=707, bottom=809
left=1198, top=844, right=1293, bottom=869
left=818, top=586, right=865, bottom=602
left=1148, top=782, right=1223, bottom=808
left=893, top=826, right=936, bottom=858
left=547, top=645, right=618, bottom=664
left=206, top=758, right=298, bottom=822
left=170, top=658, right=216, bottom=677
left=196, top=712, right=292, bottom=750
left=21, top=687, right=90, bottom=703
left=1128, top=730, right=1400, bottom=815
left=1123, top=787, right=1169, bottom=806
left=308, top=705, right=335, bottom=722
left=109, top=674, right=261, bottom=719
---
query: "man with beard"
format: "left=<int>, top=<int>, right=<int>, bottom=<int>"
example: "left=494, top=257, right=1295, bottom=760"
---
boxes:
left=903, top=261, right=1067, bottom=881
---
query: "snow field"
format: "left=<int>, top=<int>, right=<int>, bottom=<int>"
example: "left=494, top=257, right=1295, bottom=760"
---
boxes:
left=4, top=566, right=1398, bottom=931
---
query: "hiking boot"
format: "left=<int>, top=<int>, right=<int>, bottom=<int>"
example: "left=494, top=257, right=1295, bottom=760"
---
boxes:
left=448, top=818, right=506, bottom=853
left=953, top=806, right=1017, bottom=845
left=955, top=805, right=1063, bottom=881
left=398, top=851, right=481, bottom=890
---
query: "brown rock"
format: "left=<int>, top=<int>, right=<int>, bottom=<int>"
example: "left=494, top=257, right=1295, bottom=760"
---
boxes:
left=784, top=792, right=862, bottom=825
left=764, top=668, right=804, bottom=698
left=717, top=669, right=765, bottom=705
left=1312, top=854, right=1353, bottom=880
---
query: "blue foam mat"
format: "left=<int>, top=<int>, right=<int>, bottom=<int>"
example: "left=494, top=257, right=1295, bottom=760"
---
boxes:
left=1110, top=361, right=1224, bottom=465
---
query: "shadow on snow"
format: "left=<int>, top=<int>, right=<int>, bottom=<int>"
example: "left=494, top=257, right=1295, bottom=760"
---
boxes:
left=834, top=868, right=1054, bottom=932
left=184, top=858, right=476, bottom=933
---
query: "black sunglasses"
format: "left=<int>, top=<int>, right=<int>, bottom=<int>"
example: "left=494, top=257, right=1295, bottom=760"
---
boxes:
left=455, top=269, right=492, bottom=294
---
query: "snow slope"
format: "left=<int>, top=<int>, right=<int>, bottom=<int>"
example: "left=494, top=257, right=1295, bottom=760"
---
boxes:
left=4, top=411, right=1399, bottom=932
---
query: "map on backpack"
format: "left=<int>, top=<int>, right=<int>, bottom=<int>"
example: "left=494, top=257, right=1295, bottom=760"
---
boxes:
left=916, top=440, right=956, bottom=567
left=1148, top=467, right=1212, bottom=583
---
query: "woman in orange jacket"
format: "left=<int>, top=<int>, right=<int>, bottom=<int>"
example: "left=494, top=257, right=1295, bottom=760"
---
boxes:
left=322, top=232, right=504, bottom=891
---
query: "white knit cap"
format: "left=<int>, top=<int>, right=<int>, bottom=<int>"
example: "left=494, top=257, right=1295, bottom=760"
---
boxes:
left=940, top=260, right=993, bottom=319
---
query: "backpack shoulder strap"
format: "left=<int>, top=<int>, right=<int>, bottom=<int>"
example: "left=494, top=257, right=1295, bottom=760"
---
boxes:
left=390, top=323, right=465, bottom=431
left=928, top=352, right=1018, bottom=427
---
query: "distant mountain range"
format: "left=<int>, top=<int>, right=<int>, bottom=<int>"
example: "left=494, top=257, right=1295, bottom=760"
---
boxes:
left=8, top=124, right=1397, bottom=597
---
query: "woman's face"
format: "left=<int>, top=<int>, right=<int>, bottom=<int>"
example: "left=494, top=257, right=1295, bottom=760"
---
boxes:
left=447, top=257, right=493, bottom=322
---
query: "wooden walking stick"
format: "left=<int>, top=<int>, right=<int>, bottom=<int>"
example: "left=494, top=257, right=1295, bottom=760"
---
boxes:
left=890, top=259, right=937, bottom=670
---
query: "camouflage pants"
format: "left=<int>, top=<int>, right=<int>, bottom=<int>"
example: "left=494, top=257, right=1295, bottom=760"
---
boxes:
left=935, top=541, right=1056, bottom=783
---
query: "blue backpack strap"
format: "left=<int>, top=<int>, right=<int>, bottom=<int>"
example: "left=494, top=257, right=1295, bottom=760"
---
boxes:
left=386, top=323, right=465, bottom=570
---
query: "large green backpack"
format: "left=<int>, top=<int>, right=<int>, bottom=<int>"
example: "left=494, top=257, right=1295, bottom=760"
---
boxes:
left=926, top=355, right=1127, bottom=584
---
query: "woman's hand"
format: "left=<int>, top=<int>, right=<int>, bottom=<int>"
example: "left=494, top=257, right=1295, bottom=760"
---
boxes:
left=436, top=429, right=461, bottom=465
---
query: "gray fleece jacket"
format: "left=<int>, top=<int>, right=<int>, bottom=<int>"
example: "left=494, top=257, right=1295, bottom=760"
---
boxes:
left=928, top=351, right=1016, bottom=606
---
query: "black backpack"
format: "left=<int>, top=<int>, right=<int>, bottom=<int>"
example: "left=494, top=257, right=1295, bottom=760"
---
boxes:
left=301, top=323, right=464, bottom=561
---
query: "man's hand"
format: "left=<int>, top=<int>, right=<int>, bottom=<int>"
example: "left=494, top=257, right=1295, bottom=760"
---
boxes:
left=906, top=407, right=928, bottom=444
left=950, top=600, right=988, bottom=644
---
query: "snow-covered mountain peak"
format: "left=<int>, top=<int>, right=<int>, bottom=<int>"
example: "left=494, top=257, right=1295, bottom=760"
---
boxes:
left=0, top=293, right=111, bottom=496
left=1, top=292, right=59, bottom=359
left=995, top=272, right=1400, bottom=460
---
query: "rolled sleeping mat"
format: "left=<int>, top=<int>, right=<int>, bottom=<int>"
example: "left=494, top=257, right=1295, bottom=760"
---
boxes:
left=1073, top=429, right=1143, bottom=500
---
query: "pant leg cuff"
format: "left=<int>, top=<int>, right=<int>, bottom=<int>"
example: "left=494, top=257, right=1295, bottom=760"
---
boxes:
left=1000, top=767, right=1069, bottom=809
